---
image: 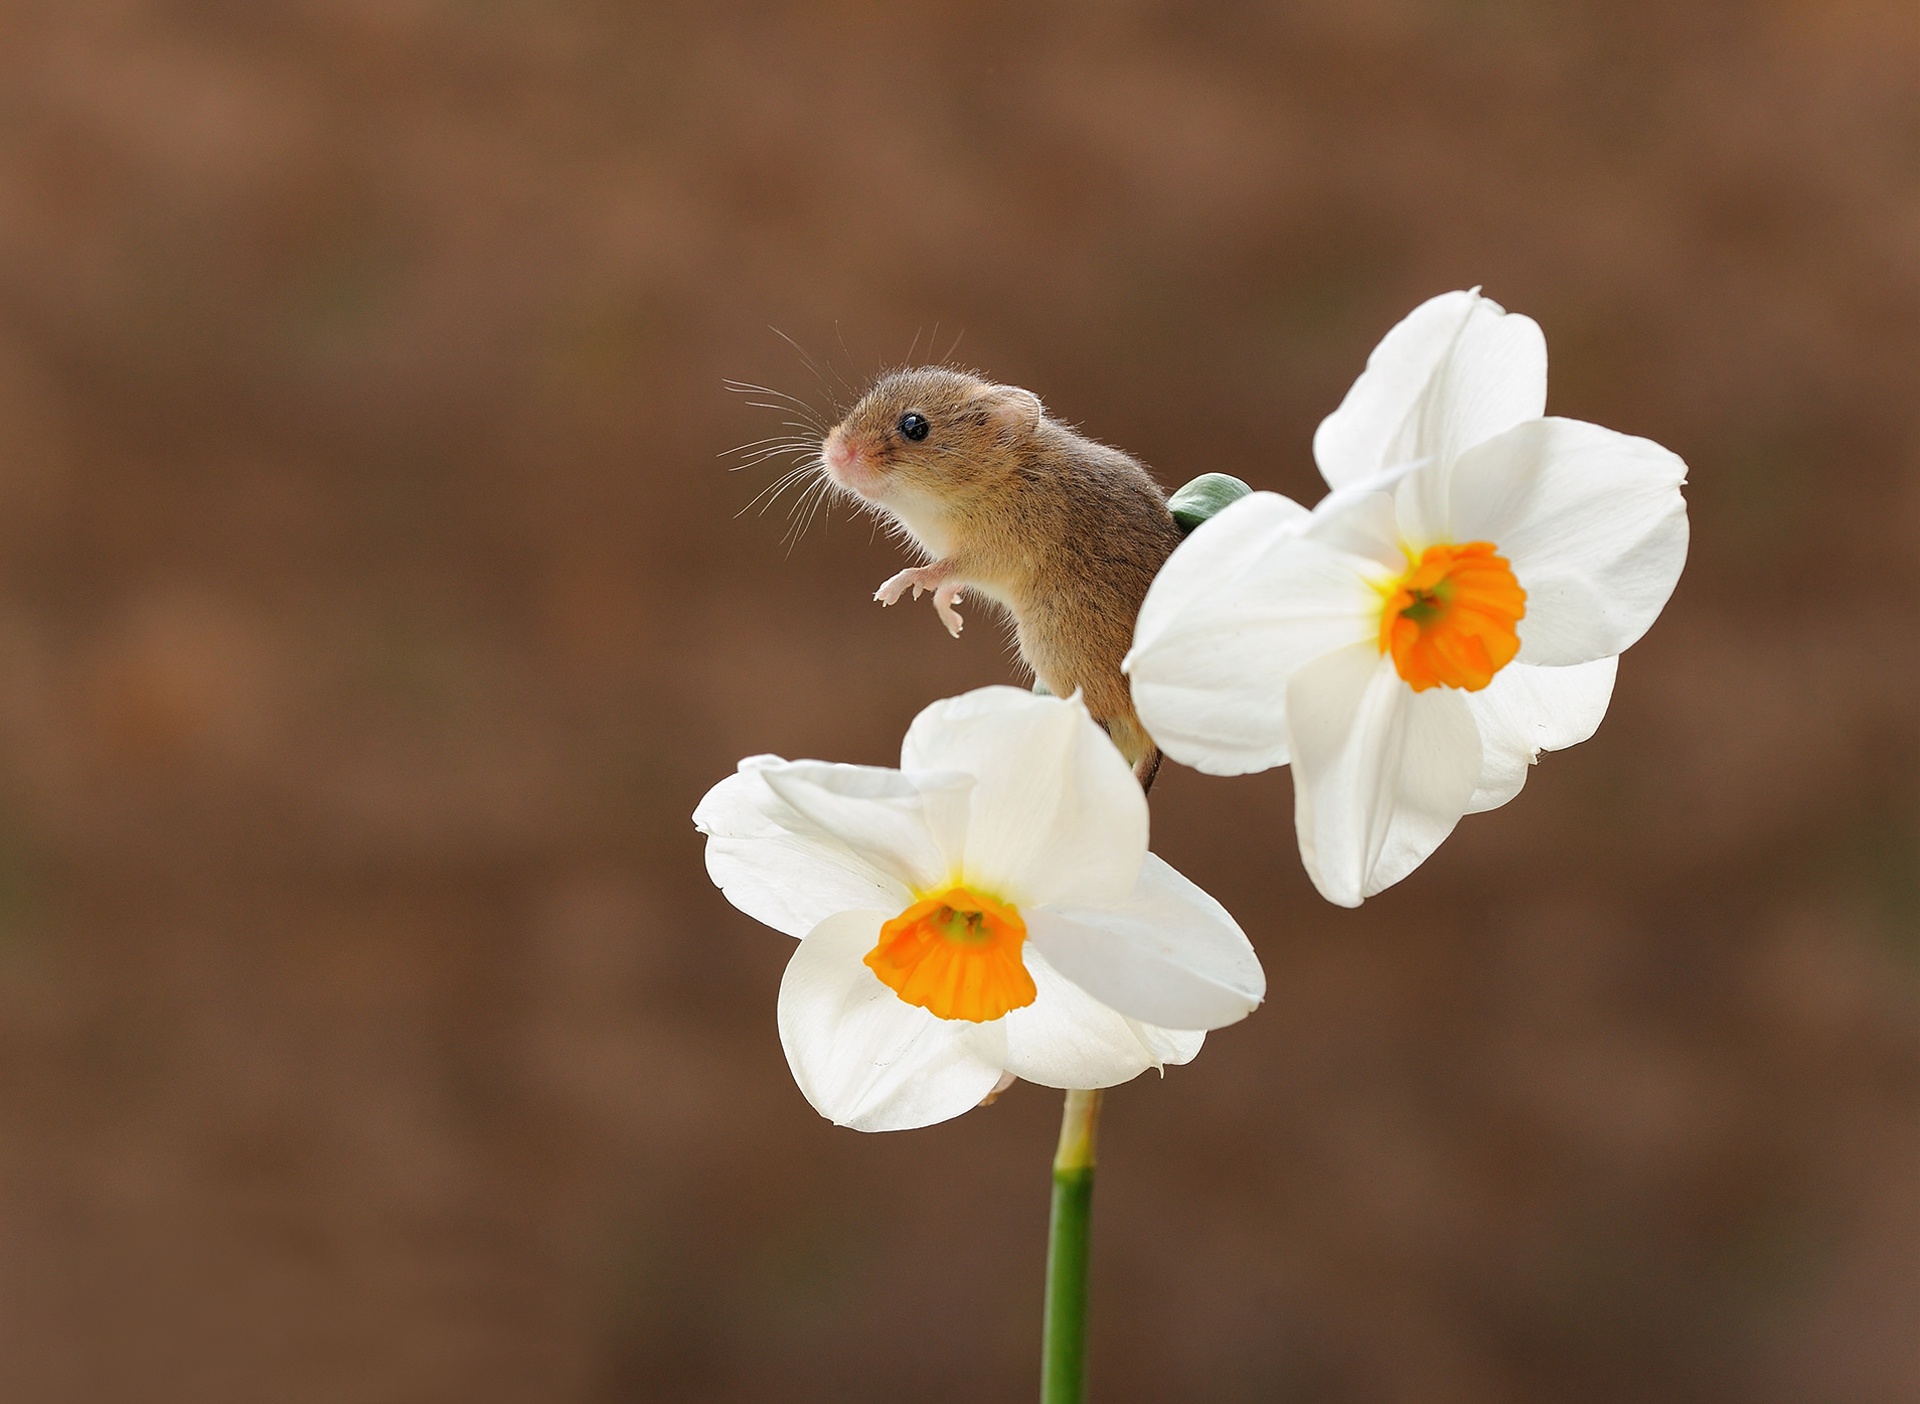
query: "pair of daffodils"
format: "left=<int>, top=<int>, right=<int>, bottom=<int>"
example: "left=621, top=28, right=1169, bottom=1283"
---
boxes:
left=699, top=290, right=1688, bottom=1130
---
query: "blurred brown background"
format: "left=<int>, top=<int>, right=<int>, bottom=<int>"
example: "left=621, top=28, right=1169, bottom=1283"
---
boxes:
left=0, top=2, right=1914, bottom=1401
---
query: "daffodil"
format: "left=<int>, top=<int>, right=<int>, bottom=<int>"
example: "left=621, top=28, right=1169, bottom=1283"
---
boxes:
left=1126, top=289, right=1689, bottom=907
left=694, top=686, right=1264, bottom=1131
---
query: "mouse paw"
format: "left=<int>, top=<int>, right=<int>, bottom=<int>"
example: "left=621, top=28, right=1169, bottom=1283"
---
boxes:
left=871, top=564, right=936, bottom=603
left=932, top=583, right=965, bottom=638
left=874, top=564, right=948, bottom=607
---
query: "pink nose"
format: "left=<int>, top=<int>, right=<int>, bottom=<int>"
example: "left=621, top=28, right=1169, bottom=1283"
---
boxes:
left=824, top=432, right=855, bottom=471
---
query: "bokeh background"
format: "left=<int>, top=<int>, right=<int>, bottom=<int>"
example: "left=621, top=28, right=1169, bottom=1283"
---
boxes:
left=0, top=2, right=1915, bottom=1401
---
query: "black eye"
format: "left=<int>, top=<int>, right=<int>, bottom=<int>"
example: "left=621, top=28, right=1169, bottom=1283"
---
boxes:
left=898, top=412, right=930, bottom=442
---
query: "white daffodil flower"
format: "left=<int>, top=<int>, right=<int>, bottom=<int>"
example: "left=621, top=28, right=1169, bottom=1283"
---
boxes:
left=1126, top=289, right=1689, bottom=907
left=694, top=687, right=1265, bottom=1132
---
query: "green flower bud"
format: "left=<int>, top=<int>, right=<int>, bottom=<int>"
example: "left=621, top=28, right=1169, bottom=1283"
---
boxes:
left=1167, top=473, right=1253, bottom=535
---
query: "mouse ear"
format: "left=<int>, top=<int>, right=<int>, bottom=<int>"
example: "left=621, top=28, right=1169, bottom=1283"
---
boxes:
left=969, top=384, right=1043, bottom=437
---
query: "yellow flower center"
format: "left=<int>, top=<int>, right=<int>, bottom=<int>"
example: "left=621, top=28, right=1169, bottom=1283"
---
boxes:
left=1378, top=542, right=1526, bottom=692
left=864, top=886, right=1036, bottom=1023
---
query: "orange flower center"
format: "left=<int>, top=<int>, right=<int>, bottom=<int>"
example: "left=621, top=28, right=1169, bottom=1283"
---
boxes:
left=1378, top=542, right=1526, bottom=692
left=864, top=886, right=1036, bottom=1023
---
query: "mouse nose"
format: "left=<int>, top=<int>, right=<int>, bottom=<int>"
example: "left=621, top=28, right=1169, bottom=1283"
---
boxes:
left=824, top=430, right=857, bottom=473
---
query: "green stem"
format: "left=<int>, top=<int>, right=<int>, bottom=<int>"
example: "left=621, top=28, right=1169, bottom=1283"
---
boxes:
left=1041, top=1088, right=1102, bottom=1404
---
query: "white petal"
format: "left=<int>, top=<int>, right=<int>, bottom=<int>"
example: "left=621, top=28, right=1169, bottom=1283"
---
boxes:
left=1127, top=494, right=1385, bottom=777
left=695, top=762, right=917, bottom=936
left=900, top=688, right=1146, bottom=907
left=1129, top=1022, right=1205, bottom=1066
left=1463, top=657, right=1618, bottom=813
left=1128, top=491, right=1313, bottom=665
left=1313, top=290, right=1547, bottom=491
left=1438, top=418, right=1690, bottom=666
left=998, top=947, right=1177, bottom=1090
left=1299, top=486, right=1409, bottom=570
left=1286, top=645, right=1483, bottom=906
left=776, top=910, right=1007, bottom=1132
left=1026, top=854, right=1264, bottom=1030
left=760, top=761, right=971, bottom=895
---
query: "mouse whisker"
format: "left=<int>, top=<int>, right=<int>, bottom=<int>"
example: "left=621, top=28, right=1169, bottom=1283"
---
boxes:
left=723, top=379, right=823, bottom=415
left=720, top=438, right=815, bottom=466
left=723, top=386, right=829, bottom=451
left=726, top=451, right=812, bottom=472
left=796, top=484, right=830, bottom=542
left=728, top=448, right=816, bottom=473
left=739, top=461, right=823, bottom=519
left=812, top=481, right=844, bottom=537
left=768, top=328, right=847, bottom=418
left=719, top=436, right=814, bottom=461
left=723, top=435, right=815, bottom=457
left=782, top=476, right=836, bottom=554
left=830, top=324, right=860, bottom=400
left=766, top=486, right=825, bottom=532
left=729, top=438, right=814, bottom=457
left=735, top=400, right=827, bottom=429
left=721, top=432, right=815, bottom=451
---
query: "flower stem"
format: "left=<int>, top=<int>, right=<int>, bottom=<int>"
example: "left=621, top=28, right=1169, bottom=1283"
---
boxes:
left=1042, top=1088, right=1102, bottom=1404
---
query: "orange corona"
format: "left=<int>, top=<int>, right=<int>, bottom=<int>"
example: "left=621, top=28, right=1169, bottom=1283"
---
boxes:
left=865, top=886, right=1036, bottom=1023
left=1378, top=542, right=1526, bottom=692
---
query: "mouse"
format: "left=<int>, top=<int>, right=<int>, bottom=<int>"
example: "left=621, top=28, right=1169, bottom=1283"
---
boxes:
left=818, top=365, right=1183, bottom=787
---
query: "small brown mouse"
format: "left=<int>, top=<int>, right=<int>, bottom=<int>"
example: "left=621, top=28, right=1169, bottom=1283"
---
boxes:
left=820, top=366, right=1183, bottom=785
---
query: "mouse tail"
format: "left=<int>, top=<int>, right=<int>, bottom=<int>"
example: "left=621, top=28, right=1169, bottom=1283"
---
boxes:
left=1102, top=712, right=1162, bottom=794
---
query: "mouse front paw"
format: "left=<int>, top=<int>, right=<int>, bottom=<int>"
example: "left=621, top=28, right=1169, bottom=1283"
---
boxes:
left=873, top=564, right=948, bottom=607
left=932, top=582, right=965, bottom=638
left=873, top=565, right=966, bottom=639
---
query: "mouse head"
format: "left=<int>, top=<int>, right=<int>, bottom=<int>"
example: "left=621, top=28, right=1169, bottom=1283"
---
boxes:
left=822, top=368, right=1043, bottom=523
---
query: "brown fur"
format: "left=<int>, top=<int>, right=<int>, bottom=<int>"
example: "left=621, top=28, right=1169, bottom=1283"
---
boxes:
left=821, top=366, right=1183, bottom=784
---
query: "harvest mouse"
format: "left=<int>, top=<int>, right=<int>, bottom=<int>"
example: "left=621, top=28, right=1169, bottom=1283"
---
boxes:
left=819, top=366, right=1183, bottom=785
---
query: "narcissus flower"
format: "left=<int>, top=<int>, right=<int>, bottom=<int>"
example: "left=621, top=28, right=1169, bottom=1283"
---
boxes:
left=694, top=687, right=1264, bottom=1131
left=1126, top=289, right=1689, bottom=907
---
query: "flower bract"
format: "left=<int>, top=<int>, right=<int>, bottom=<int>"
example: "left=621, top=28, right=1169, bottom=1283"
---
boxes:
left=693, top=687, right=1266, bottom=1131
left=1125, top=289, right=1689, bottom=907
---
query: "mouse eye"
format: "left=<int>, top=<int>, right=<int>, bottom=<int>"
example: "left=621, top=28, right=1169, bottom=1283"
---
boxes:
left=898, top=412, right=930, bottom=442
